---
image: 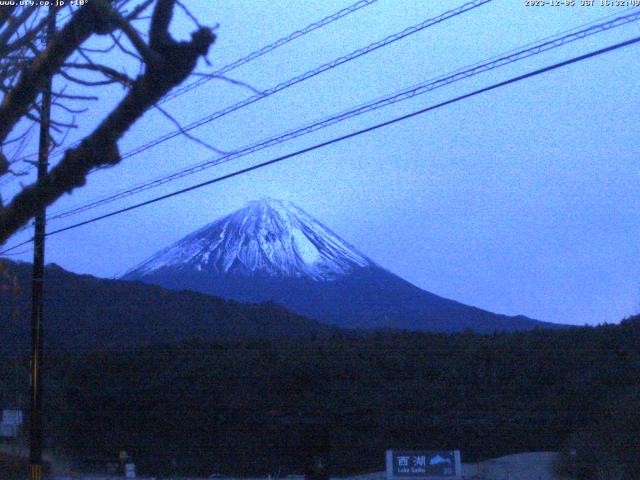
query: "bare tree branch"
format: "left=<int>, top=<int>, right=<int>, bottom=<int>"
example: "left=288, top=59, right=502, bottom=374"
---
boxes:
left=153, top=103, right=229, bottom=155
left=59, top=69, right=121, bottom=87
left=0, top=7, right=56, bottom=56
left=0, top=6, right=37, bottom=53
left=0, top=0, right=215, bottom=244
left=126, top=0, right=155, bottom=21
left=0, top=2, right=109, bottom=142
left=65, top=62, right=134, bottom=86
left=52, top=91, right=99, bottom=101
left=196, top=73, right=263, bottom=95
left=0, top=6, right=17, bottom=29
left=110, top=30, right=143, bottom=62
left=176, top=1, right=204, bottom=30
left=103, top=2, right=162, bottom=65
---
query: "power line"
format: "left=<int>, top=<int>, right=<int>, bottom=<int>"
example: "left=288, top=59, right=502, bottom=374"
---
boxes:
left=2, top=0, right=490, bottom=189
left=116, top=0, right=493, bottom=160
left=3, top=23, right=639, bottom=256
left=46, top=9, right=640, bottom=222
left=0, top=0, right=381, bottom=183
left=0, top=236, right=33, bottom=256
left=27, top=34, right=640, bottom=243
left=0, top=7, right=82, bottom=187
left=160, top=0, right=380, bottom=104
left=0, top=246, right=33, bottom=256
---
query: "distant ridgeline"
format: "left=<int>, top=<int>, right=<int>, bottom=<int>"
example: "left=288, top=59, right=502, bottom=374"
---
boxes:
left=0, top=259, right=338, bottom=352
left=122, top=198, right=561, bottom=334
left=0, top=253, right=559, bottom=354
left=0, top=310, right=638, bottom=477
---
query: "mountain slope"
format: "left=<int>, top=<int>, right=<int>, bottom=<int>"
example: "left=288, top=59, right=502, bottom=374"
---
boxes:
left=123, top=199, right=559, bottom=333
left=126, top=198, right=371, bottom=280
left=0, top=260, right=336, bottom=351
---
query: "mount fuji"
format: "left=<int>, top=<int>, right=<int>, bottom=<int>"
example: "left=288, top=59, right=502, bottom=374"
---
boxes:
left=122, top=198, right=558, bottom=333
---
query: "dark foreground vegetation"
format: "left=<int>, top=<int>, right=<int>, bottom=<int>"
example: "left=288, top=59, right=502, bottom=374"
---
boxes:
left=0, top=451, right=50, bottom=480
left=1, top=316, right=639, bottom=479
left=0, top=261, right=336, bottom=350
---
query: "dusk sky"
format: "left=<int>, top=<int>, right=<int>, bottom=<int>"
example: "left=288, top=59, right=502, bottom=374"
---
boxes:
left=2, top=0, right=640, bottom=326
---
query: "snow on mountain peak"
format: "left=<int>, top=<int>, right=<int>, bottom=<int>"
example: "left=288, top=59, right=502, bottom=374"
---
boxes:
left=125, top=198, right=372, bottom=281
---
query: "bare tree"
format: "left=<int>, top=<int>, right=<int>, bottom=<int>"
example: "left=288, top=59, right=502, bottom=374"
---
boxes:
left=0, top=0, right=215, bottom=245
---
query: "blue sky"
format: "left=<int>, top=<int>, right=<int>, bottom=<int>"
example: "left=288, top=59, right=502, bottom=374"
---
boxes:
left=2, top=0, right=640, bottom=325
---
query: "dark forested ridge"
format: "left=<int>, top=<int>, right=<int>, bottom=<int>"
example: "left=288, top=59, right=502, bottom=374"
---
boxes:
left=0, top=260, right=337, bottom=351
left=1, top=259, right=638, bottom=478
left=1, top=316, right=639, bottom=478
left=121, top=197, right=563, bottom=334
left=0, top=259, right=560, bottom=354
left=129, top=266, right=560, bottom=333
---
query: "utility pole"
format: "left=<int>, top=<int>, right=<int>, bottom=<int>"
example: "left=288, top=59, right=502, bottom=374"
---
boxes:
left=29, top=7, right=55, bottom=480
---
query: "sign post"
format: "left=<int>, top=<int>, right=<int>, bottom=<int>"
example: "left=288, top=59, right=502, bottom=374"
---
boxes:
left=386, top=450, right=462, bottom=480
left=125, top=462, right=136, bottom=479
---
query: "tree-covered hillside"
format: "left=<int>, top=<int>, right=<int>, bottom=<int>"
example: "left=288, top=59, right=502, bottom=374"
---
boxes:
left=0, top=260, right=337, bottom=351
left=2, top=317, right=638, bottom=478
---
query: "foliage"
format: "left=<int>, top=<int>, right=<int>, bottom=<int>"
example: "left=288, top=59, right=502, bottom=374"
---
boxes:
left=557, top=386, right=640, bottom=480
left=1, top=316, right=638, bottom=476
left=0, top=260, right=336, bottom=352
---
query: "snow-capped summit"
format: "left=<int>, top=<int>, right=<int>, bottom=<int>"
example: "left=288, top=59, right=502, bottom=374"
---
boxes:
left=124, top=198, right=372, bottom=281
left=123, top=198, right=557, bottom=333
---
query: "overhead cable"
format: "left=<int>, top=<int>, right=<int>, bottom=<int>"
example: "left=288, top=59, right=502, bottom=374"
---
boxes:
left=14, top=33, right=637, bottom=246
left=47, top=9, right=640, bottom=222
